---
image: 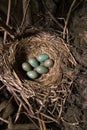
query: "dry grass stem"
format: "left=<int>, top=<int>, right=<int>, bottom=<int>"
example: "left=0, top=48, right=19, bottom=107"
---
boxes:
left=3, top=0, right=11, bottom=44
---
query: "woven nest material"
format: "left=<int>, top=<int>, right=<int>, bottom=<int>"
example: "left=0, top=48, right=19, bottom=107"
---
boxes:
left=0, top=32, right=76, bottom=122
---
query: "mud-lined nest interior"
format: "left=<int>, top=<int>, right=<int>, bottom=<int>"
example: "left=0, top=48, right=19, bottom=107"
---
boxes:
left=1, top=32, right=77, bottom=122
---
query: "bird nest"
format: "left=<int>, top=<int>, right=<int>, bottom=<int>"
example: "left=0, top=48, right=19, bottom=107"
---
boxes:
left=0, top=32, right=76, bottom=122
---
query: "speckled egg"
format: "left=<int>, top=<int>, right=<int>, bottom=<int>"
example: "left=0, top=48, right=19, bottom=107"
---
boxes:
left=22, top=62, right=32, bottom=71
left=27, top=71, right=39, bottom=79
left=36, top=54, right=49, bottom=62
left=44, top=59, right=54, bottom=68
left=28, top=57, right=39, bottom=68
left=35, top=66, right=49, bottom=74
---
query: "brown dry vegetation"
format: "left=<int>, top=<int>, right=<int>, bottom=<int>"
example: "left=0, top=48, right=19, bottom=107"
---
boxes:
left=0, top=0, right=87, bottom=130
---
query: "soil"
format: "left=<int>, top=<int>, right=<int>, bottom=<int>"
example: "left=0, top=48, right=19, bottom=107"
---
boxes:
left=62, top=1, right=87, bottom=130
left=0, top=0, right=87, bottom=130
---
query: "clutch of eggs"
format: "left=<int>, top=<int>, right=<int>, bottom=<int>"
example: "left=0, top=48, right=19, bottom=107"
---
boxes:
left=22, top=54, right=54, bottom=80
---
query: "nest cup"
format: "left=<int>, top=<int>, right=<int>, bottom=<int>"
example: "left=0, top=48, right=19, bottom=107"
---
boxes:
left=12, top=34, right=63, bottom=86
left=1, top=32, right=77, bottom=122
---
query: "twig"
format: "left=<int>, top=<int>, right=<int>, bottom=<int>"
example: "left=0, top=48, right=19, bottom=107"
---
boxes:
left=24, top=112, right=39, bottom=129
left=0, top=84, right=5, bottom=90
left=47, top=10, right=63, bottom=29
left=15, top=102, right=22, bottom=122
left=61, top=117, right=87, bottom=126
left=0, top=117, right=9, bottom=124
left=20, top=0, right=31, bottom=29
left=63, top=0, right=76, bottom=39
left=0, top=18, right=15, bottom=39
left=3, top=0, right=11, bottom=44
left=41, top=0, right=63, bottom=29
left=39, top=116, right=47, bottom=130
left=40, top=113, right=58, bottom=123
left=72, top=0, right=83, bottom=11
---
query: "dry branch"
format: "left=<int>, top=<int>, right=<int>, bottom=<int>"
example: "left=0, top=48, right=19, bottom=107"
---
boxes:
left=0, top=18, right=15, bottom=39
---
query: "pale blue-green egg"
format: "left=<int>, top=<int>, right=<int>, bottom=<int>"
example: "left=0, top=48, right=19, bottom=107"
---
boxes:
left=35, top=66, right=49, bottom=74
left=44, top=59, right=54, bottom=68
left=27, top=71, right=39, bottom=79
left=36, top=54, right=49, bottom=62
left=28, top=57, right=39, bottom=68
left=22, top=62, right=32, bottom=71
